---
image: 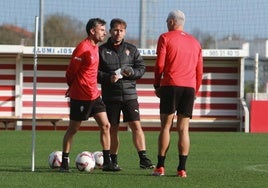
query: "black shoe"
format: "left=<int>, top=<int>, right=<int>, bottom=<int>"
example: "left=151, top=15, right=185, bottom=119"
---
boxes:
left=140, top=157, right=155, bottom=169
left=59, top=165, right=71, bottom=173
left=112, top=163, right=122, bottom=171
left=102, top=162, right=121, bottom=172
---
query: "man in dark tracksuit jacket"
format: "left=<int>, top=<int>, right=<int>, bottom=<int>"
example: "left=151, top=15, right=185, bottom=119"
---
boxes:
left=98, top=18, right=154, bottom=170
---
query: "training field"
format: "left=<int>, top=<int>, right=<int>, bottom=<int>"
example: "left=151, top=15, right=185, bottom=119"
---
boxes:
left=0, top=131, right=267, bottom=188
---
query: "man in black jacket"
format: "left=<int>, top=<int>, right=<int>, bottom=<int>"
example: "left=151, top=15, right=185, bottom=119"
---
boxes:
left=98, top=18, right=154, bottom=170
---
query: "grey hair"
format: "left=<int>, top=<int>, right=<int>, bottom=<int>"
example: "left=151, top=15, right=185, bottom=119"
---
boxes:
left=167, top=10, right=185, bottom=26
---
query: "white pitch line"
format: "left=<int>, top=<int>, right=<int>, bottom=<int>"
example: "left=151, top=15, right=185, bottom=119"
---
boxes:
left=245, top=164, right=268, bottom=172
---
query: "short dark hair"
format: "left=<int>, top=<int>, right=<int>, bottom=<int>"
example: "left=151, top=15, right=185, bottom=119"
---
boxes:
left=86, top=18, right=106, bottom=36
left=110, top=18, right=127, bottom=29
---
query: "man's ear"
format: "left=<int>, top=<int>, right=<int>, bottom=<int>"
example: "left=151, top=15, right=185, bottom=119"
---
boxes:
left=169, top=19, right=175, bottom=25
left=90, top=28, right=95, bottom=35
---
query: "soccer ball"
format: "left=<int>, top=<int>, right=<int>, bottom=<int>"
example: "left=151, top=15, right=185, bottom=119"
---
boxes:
left=93, top=151, right=104, bottom=168
left=75, top=151, right=95, bottom=172
left=48, top=151, right=62, bottom=169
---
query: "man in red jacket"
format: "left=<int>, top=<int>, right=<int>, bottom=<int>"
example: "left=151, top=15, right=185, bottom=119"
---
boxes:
left=152, top=10, right=203, bottom=177
left=60, top=18, right=120, bottom=172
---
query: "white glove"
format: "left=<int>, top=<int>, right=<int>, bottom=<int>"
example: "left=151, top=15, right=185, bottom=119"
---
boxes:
left=114, top=68, right=123, bottom=79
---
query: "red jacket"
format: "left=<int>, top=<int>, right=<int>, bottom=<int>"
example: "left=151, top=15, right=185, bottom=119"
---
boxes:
left=66, top=38, right=100, bottom=100
left=154, top=30, right=203, bottom=94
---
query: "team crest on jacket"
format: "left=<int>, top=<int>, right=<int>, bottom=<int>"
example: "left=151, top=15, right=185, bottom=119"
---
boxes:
left=125, top=49, right=130, bottom=56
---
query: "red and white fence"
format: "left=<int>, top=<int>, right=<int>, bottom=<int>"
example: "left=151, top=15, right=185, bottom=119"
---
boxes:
left=0, top=46, right=249, bottom=131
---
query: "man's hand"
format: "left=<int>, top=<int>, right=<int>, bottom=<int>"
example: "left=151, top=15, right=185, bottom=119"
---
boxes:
left=65, top=88, right=70, bottom=98
left=154, top=87, right=161, bottom=98
left=110, top=74, right=120, bottom=83
left=121, top=66, right=134, bottom=77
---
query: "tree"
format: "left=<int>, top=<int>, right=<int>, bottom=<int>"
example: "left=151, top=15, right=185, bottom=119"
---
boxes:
left=191, top=28, right=215, bottom=49
left=0, top=24, right=34, bottom=45
left=44, top=14, right=85, bottom=47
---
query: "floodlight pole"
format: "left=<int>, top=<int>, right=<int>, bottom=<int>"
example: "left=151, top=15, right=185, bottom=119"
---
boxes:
left=139, top=0, right=146, bottom=48
left=254, top=53, right=259, bottom=100
left=32, top=16, right=39, bottom=172
left=39, top=0, right=44, bottom=46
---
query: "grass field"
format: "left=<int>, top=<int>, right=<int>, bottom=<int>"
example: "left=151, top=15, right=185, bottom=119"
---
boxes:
left=0, top=130, right=267, bottom=188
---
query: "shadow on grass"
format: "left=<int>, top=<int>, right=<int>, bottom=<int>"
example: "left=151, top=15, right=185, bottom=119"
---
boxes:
left=0, top=166, right=54, bottom=173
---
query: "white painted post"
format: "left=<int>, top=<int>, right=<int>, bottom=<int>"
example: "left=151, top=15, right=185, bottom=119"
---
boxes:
left=32, top=16, right=39, bottom=172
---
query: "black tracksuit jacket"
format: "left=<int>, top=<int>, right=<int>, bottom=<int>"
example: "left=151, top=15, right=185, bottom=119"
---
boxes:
left=98, top=38, right=146, bottom=103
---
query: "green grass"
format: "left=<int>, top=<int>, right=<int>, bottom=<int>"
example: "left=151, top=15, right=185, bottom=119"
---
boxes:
left=0, top=131, right=267, bottom=188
